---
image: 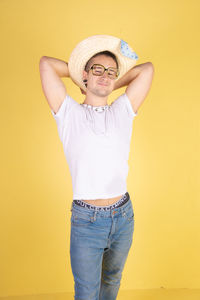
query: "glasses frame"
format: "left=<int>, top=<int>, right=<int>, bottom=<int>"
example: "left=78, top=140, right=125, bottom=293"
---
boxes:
left=89, top=64, right=119, bottom=79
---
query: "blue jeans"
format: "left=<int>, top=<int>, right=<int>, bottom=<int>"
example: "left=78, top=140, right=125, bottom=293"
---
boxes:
left=70, top=194, right=134, bottom=300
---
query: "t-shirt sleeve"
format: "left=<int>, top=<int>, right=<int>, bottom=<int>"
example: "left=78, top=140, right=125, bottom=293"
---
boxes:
left=111, top=93, right=138, bottom=119
left=50, top=93, right=79, bottom=141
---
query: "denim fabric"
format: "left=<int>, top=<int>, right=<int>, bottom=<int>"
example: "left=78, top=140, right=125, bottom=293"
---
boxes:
left=70, top=194, right=134, bottom=300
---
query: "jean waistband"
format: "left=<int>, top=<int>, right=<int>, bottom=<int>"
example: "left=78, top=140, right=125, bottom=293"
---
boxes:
left=73, top=192, right=130, bottom=211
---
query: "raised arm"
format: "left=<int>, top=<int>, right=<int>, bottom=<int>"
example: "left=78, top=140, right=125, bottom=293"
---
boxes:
left=39, top=56, right=70, bottom=114
left=114, top=62, right=154, bottom=114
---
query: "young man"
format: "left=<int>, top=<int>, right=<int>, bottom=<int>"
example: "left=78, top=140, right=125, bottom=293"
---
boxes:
left=39, top=35, right=154, bottom=300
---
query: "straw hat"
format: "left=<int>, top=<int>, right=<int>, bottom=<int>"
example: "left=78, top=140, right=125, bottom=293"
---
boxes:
left=68, top=35, right=139, bottom=91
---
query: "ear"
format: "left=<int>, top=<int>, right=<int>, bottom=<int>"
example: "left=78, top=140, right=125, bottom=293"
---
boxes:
left=82, top=70, right=88, bottom=81
left=82, top=70, right=88, bottom=88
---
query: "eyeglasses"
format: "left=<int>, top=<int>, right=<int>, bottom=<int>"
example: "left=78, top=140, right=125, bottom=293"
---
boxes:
left=89, top=64, right=119, bottom=79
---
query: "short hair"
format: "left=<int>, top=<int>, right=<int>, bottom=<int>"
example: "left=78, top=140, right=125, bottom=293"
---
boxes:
left=84, top=51, right=119, bottom=72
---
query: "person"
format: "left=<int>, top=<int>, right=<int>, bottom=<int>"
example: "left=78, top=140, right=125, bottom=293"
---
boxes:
left=39, top=35, right=154, bottom=300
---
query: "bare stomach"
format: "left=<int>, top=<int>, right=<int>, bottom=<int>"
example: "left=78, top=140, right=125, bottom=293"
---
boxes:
left=82, top=194, right=123, bottom=206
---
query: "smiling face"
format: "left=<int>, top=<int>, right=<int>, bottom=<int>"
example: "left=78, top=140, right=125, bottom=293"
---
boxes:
left=83, top=54, right=118, bottom=98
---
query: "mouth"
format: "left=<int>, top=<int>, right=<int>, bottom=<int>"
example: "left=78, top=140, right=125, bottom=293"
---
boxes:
left=97, top=81, right=109, bottom=86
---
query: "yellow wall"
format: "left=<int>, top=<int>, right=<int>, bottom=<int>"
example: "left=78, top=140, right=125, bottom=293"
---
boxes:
left=1, top=0, right=200, bottom=297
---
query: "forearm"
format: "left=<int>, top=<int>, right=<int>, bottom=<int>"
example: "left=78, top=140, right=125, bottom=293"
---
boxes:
left=114, top=62, right=153, bottom=90
left=40, top=56, right=69, bottom=78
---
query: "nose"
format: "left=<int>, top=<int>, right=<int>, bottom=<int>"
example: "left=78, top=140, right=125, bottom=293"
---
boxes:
left=101, top=70, right=109, bottom=79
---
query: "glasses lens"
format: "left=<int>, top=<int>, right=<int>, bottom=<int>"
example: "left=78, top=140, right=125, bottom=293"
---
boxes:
left=92, top=65, right=104, bottom=76
left=107, top=68, right=118, bottom=79
left=91, top=64, right=118, bottom=79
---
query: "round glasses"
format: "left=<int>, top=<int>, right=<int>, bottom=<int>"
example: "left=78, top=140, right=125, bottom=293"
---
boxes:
left=89, top=64, right=119, bottom=79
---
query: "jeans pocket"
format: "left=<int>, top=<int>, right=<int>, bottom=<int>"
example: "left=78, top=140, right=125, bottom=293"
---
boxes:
left=124, top=207, right=134, bottom=223
left=71, top=210, right=92, bottom=227
left=127, top=214, right=134, bottom=222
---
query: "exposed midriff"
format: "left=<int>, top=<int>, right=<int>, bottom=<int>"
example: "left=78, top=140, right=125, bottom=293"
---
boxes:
left=82, top=194, right=123, bottom=206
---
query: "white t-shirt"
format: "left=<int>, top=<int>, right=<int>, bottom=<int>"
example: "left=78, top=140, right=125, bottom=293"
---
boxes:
left=51, top=93, right=137, bottom=200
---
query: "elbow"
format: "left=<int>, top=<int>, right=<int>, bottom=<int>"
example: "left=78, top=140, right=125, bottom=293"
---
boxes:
left=146, top=62, right=154, bottom=72
left=39, top=56, right=48, bottom=64
left=39, top=56, right=49, bottom=70
left=143, top=62, right=155, bottom=78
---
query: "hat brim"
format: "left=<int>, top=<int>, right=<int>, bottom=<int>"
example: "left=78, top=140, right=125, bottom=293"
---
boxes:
left=68, top=35, right=138, bottom=92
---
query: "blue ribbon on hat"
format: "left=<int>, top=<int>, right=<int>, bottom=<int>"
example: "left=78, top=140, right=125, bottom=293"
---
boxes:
left=120, top=40, right=138, bottom=59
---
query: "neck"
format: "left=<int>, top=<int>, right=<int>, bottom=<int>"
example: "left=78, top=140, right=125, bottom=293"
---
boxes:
left=83, top=90, right=108, bottom=107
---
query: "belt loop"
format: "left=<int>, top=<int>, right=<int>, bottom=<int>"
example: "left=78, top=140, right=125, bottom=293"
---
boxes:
left=91, top=210, right=97, bottom=223
left=121, top=206, right=126, bottom=217
left=94, top=210, right=97, bottom=221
